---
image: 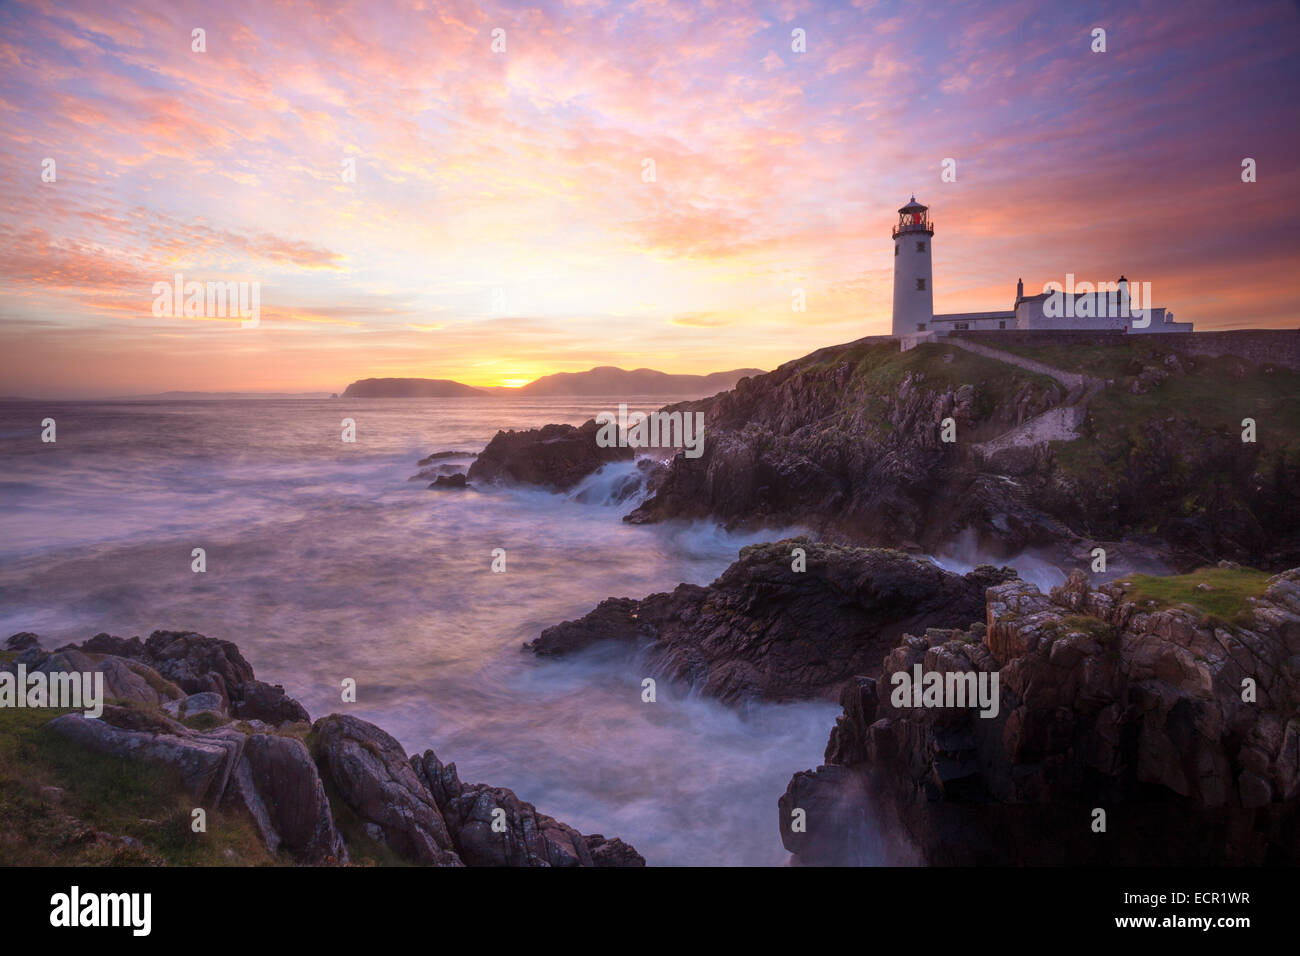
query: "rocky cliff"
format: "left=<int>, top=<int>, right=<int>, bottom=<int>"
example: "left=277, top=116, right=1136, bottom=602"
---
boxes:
left=623, top=337, right=1300, bottom=571
left=780, top=566, right=1300, bottom=865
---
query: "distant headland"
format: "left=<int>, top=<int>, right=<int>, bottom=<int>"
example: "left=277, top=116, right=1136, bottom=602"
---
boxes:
left=341, top=366, right=763, bottom=398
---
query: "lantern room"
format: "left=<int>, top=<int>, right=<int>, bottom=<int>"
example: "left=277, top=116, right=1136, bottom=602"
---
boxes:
left=893, top=196, right=933, bottom=238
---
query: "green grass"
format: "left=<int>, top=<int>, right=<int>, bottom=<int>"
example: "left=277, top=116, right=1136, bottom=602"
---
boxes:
left=0, top=706, right=280, bottom=866
left=1048, top=352, right=1300, bottom=503
left=1116, top=566, right=1272, bottom=627
left=859, top=343, right=1058, bottom=401
left=992, top=340, right=1174, bottom=381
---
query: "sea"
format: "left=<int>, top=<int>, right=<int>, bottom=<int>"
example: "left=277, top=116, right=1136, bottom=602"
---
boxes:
left=0, top=396, right=845, bottom=866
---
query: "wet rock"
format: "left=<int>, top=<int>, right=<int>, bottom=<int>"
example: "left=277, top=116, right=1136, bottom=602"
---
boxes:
left=429, top=473, right=469, bottom=490
left=467, top=420, right=632, bottom=490
left=527, top=538, right=1014, bottom=701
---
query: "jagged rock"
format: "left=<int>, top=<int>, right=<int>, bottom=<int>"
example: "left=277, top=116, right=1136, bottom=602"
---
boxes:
left=141, top=631, right=255, bottom=706
left=604, top=337, right=1299, bottom=571
left=467, top=420, right=632, bottom=490
left=412, top=751, right=594, bottom=866
left=311, top=715, right=462, bottom=866
left=584, top=834, right=647, bottom=867
left=76, top=633, right=145, bottom=658
left=527, top=538, right=1015, bottom=701
left=782, top=568, right=1300, bottom=865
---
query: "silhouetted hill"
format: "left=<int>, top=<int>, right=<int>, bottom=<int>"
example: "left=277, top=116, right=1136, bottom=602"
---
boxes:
left=517, top=366, right=763, bottom=397
left=341, top=378, right=487, bottom=398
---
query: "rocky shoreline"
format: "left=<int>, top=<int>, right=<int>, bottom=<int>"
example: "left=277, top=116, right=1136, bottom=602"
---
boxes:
left=421, top=336, right=1300, bottom=866
left=526, top=545, right=1299, bottom=865
left=2, top=630, right=643, bottom=867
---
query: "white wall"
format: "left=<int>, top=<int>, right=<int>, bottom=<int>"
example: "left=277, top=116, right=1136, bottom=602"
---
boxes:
left=891, top=228, right=933, bottom=335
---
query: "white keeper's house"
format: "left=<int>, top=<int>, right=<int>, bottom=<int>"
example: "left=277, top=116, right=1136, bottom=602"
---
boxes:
left=890, top=197, right=1193, bottom=341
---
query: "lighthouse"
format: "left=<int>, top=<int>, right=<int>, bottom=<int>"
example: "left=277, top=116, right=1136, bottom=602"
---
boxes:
left=891, top=196, right=934, bottom=336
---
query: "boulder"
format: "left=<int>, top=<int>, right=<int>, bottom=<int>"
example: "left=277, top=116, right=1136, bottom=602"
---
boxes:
left=429, top=473, right=469, bottom=490
left=229, top=679, right=310, bottom=726
left=45, top=713, right=240, bottom=803
left=226, top=733, right=346, bottom=863
left=141, top=630, right=255, bottom=705
left=311, top=715, right=461, bottom=866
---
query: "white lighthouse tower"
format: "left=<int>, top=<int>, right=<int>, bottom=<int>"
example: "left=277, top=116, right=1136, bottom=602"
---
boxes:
left=891, top=196, right=934, bottom=336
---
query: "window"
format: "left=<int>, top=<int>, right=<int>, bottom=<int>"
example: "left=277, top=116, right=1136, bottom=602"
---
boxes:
left=917, top=323, right=926, bottom=331
left=916, top=241, right=926, bottom=252
left=998, top=320, right=1006, bottom=329
left=916, top=278, right=926, bottom=291
left=954, top=322, right=969, bottom=330
left=895, top=244, right=899, bottom=256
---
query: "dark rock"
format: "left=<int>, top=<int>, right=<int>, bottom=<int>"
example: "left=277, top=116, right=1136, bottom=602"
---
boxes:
left=228, top=733, right=346, bottom=863
left=412, top=750, right=597, bottom=866
left=584, top=834, right=647, bottom=867
left=311, top=714, right=461, bottom=866
left=783, top=568, right=1300, bottom=866
left=467, top=420, right=633, bottom=490
left=142, top=630, right=255, bottom=705
left=77, top=633, right=145, bottom=658
left=230, top=679, right=310, bottom=725
left=527, top=537, right=1014, bottom=702
left=417, top=450, right=477, bottom=465
left=5, top=632, right=42, bottom=652
left=429, top=473, right=469, bottom=490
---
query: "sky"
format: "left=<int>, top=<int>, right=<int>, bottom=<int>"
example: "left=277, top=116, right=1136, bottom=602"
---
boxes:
left=0, top=0, right=1297, bottom=397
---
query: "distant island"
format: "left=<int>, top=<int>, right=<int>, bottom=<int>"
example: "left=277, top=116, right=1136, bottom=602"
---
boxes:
left=341, top=366, right=763, bottom=398
left=341, top=378, right=487, bottom=398
left=512, top=366, right=763, bottom=396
